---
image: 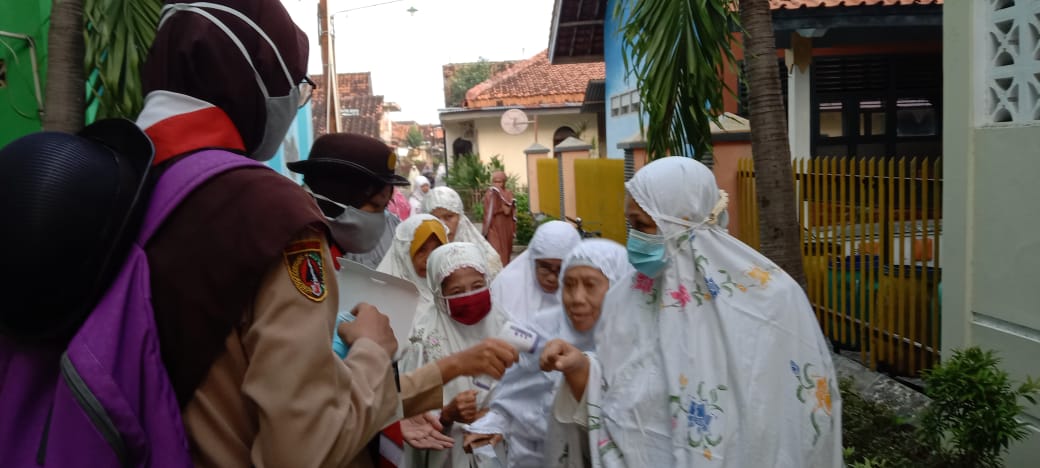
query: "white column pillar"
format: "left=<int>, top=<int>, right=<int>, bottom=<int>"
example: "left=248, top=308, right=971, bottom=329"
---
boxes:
left=786, top=33, right=813, bottom=160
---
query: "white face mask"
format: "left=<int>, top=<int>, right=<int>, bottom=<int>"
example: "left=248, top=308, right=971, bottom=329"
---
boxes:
left=159, top=2, right=301, bottom=161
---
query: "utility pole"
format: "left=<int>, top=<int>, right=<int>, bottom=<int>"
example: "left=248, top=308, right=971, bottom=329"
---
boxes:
left=317, top=0, right=341, bottom=133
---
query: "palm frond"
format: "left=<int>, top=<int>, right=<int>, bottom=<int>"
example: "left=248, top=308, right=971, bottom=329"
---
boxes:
left=84, top=0, right=162, bottom=121
left=614, top=0, right=740, bottom=160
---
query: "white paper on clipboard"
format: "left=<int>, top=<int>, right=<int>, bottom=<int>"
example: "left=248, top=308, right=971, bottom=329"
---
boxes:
left=335, top=259, right=419, bottom=356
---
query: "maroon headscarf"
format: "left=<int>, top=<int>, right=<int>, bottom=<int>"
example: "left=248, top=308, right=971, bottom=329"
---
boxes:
left=141, top=0, right=308, bottom=155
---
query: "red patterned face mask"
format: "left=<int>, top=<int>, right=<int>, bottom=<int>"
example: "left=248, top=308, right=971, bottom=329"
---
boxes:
left=444, top=287, right=492, bottom=325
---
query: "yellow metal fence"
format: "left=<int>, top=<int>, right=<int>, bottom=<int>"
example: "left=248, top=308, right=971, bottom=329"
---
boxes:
left=737, top=157, right=942, bottom=377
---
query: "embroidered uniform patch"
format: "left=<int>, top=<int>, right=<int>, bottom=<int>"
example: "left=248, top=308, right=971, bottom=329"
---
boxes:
left=284, top=240, right=327, bottom=302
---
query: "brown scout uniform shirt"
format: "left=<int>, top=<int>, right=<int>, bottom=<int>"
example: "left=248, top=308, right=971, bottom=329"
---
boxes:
left=148, top=166, right=441, bottom=467
left=183, top=229, right=443, bottom=468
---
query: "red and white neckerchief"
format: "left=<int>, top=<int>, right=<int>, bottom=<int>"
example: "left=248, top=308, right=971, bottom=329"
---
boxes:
left=137, top=91, right=246, bottom=166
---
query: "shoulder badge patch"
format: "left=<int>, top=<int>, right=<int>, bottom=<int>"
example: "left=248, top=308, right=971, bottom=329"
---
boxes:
left=284, top=240, right=327, bottom=302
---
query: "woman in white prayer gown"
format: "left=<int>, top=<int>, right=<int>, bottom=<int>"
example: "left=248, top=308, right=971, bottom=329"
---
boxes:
left=491, top=220, right=580, bottom=323
left=464, top=239, right=633, bottom=468
left=422, top=186, right=504, bottom=278
left=399, top=242, right=508, bottom=468
left=540, top=157, right=842, bottom=468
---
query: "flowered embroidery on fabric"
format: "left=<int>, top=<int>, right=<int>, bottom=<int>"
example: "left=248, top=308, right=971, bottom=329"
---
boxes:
left=668, top=284, right=692, bottom=308
left=704, top=278, right=721, bottom=298
left=747, top=266, right=773, bottom=286
left=634, top=273, right=654, bottom=293
left=672, top=378, right=728, bottom=451
left=409, top=328, right=446, bottom=359
left=633, top=272, right=660, bottom=305
left=791, top=360, right=836, bottom=445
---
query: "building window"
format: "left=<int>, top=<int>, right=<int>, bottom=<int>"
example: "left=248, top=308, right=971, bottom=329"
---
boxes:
left=811, top=54, right=942, bottom=159
left=610, top=90, right=641, bottom=117
left=979, top=0, right=1040, bottom=124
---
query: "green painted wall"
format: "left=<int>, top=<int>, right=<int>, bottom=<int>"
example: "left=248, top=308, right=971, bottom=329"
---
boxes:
left=0, top=0, right=50, bottom=146
left=943, top=2, right=1040, bottom=465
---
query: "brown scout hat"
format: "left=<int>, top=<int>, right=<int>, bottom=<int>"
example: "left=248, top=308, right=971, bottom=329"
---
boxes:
left=288, top=133, right=409, bottom=186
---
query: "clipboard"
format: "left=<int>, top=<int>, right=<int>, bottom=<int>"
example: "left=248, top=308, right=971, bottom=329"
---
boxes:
left=334, top=259, right=420, bottom=357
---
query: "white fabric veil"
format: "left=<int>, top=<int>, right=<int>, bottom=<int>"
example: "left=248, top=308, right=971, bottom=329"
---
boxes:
left=399, top=242, right=507, bottom=468
left=468, top=239, right=634, bottom=468
left=375, top=213, right=446, bottom=307
left=490, top=220, right=580, bottom=323
left=573, top=157, right=841, bottom=468
left=421, top=186, right=504, bottom=278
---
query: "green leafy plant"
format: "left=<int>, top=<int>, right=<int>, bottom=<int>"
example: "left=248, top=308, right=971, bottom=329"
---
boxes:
left=84, top=0, right=161, bottom=120
left=614, top=0, right=738, bottom=159
left=446, top=58, right=493, bottom=108
left=405, top=125, right=424, bottom=149
left=513, top=192, right=536, bottom=245
left=841, top=347, right=1040, bottom=468
left=918, top=347, right=1040, bottom=468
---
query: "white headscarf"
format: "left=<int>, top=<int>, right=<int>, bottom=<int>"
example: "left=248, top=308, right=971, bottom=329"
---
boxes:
left=375, top=213, right=446, bottom=306
left=422, top=186, right=504, bottom=278
left=491, top=220, right=581, bottom=323
left=399, top=242, right=508, bottom=468
left=580, top=157, right=841, bottom=467
left=468, top=239, right=633, bottom=468
left=409, top=175, right=430, bottom=214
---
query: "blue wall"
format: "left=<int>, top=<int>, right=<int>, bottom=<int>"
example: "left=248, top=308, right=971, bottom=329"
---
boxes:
left=603, top=0, right=642, bottom=159
left=264, top=103, right=315, bottom=183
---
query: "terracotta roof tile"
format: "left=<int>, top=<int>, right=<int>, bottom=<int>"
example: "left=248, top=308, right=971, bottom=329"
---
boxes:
left=768, top=0, right=941, bottom=9
left=464, top=50, right=605, bottom=109
left=339, top=95, right=385, bottom=139
left=309, top=72, right=377, bottom=137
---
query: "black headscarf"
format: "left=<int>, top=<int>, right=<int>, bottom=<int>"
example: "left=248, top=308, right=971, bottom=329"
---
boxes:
left=141, top=0, right=309, bottom=154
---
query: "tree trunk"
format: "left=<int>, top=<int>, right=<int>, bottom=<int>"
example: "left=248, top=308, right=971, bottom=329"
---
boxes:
left=739, top=1, right=807, bottom=288
left=42, top=0, right=85, bottom=132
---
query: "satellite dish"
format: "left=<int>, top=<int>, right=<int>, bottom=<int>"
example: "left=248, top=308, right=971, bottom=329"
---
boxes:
left=500, top=108, right=530, bottom=135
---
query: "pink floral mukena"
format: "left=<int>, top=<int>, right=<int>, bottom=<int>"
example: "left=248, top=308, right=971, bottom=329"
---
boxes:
left=634, top=273, right=655, bottom=294
left=670, top=284, right=691, bottom=307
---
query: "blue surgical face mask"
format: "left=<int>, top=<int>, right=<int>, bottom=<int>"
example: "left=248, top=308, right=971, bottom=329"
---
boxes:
left=627, top=229, right=668, bottom=277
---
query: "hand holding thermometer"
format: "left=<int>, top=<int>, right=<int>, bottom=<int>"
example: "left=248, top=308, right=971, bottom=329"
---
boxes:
left=473, top=321, right=541, bottom=390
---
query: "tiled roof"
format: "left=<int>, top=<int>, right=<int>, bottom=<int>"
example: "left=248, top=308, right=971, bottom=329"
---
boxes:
left=768, top=0, right=942, bottom=9
left=309, top=72, right=377, bottom=137
left=464, top=50, right=605, bottom=109
left=339, top=95, right=385, bottom=139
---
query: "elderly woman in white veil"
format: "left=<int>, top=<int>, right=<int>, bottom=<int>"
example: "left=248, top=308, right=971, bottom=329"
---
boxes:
left=399, top=242, right=509, bottom=468
left=540, top=157, right=842, bottom=468
left=422, top=186, right=504, bottom=277
left=491, top=220, right=581, bottom=323
left=463, top=239, right=634, bottom=468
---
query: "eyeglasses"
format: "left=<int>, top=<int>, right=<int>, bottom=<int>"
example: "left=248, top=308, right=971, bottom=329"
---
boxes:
left=298, top=77, right=316, bottom=108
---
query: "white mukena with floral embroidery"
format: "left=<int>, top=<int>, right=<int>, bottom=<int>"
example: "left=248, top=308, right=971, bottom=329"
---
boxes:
left=549, top=156, right=842, bottom=468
